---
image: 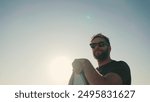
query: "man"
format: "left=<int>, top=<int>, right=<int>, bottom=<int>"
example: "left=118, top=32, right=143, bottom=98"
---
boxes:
left=69, top=33, right=131, bottom=85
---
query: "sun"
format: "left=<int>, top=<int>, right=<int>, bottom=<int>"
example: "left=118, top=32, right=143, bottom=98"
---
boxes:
left=49, top=56, right=73, bottom=84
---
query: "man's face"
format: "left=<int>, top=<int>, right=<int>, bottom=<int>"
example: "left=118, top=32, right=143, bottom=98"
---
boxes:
left=90, top=37, right=111, bottom=61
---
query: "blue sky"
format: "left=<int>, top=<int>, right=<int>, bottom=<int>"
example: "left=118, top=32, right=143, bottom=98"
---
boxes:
left=0, top=0, right=150, bottom=84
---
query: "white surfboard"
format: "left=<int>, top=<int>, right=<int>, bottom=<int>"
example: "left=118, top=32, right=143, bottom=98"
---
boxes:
left=68, top=71, right=88, bottom=85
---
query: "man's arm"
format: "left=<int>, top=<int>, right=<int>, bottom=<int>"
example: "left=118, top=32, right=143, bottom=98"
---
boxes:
left=72, top=59, right=123, bottom=85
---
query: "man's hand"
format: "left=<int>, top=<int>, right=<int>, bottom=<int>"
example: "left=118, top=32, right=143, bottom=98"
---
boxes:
left=72, top=58, right=93, bottom=74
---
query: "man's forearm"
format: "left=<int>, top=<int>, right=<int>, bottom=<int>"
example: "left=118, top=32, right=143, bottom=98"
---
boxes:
left=83, top=65, right=106, bottom=85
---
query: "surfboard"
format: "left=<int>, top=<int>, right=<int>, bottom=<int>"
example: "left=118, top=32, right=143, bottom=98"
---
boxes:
left=68, top=71, right=88, bottom=85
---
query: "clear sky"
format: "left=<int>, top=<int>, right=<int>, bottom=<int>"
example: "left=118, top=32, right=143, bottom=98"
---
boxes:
left=0, top=0, right=150, bottom=85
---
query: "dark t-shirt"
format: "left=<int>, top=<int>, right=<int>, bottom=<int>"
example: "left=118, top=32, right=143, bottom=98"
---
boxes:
left=96, top=60, right=131, bottom=85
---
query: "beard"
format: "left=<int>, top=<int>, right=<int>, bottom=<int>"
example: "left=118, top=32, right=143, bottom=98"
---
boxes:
left=93, top=48, right=110, bottom=61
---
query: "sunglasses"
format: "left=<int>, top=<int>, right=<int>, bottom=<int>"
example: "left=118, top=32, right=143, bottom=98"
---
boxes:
left=90, top=42, right=108, bottom=49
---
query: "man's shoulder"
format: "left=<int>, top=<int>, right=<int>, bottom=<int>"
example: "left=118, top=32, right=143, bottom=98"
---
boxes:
left=112, top=60, right=129, bottom=66
left=109, top=60, right=130, bottom=71
left=117, top=60, right=130, bottom=68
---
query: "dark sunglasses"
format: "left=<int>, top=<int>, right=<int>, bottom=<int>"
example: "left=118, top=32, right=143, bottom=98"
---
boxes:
left=90, top=42, right=108, bottom=49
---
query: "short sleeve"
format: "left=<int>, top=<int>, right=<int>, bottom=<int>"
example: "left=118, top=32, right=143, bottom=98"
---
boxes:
left=111, top=61, right=131, bottom=85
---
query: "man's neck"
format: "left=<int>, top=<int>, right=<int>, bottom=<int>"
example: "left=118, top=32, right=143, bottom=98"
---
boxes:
left=98, top=57, right=112, bottom=67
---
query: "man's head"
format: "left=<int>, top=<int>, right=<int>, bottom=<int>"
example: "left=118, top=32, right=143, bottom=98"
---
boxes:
left=90, top=33, right=111, bottom=61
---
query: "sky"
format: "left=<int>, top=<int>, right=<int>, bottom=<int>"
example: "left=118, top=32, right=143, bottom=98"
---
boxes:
left=0, top=0, right=150, bottom=85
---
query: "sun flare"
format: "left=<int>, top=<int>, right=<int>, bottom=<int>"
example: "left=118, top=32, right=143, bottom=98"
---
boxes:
left=49, top=56, right=73, bottom=84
